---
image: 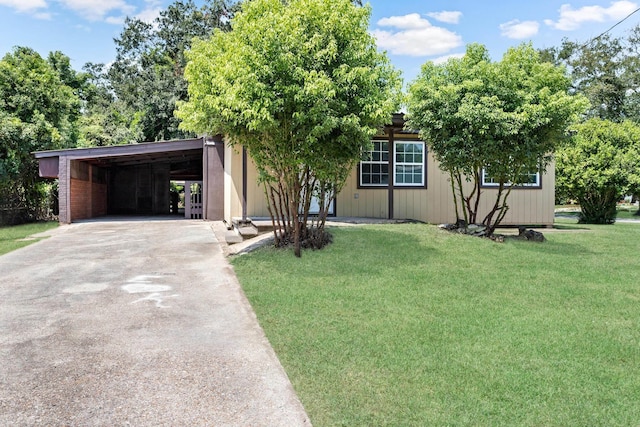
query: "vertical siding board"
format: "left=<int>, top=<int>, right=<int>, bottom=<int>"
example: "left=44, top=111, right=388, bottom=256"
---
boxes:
left=227, top=134, right=554, bottom=226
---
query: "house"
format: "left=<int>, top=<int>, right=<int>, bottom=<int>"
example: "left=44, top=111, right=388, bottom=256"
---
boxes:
left=34, top=115, right=555, bottom=228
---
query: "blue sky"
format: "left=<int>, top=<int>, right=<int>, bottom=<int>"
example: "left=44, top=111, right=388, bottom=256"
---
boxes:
left=1, top=0, right=639, bottom=83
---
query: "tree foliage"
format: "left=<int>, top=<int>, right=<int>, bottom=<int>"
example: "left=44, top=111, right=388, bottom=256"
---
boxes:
left=178, top=0, right=401, bottom=256
left=540, top=26, right=640, bottom=123
left=0, top=47, right=81, bottom=223
left=407, top=43, right=587, bottom=235
left=107, top=0, right=240, bottom=142
left=556, top=119, right=640, bottom=223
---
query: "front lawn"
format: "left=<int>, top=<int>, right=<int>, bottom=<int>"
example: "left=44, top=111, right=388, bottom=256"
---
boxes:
left=0, top=221, right=58, bottom=256
left=233, top=222, right=640, bottom=426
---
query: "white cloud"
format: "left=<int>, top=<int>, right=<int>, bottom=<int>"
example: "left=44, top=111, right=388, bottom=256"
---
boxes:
left=0, top=0, right=47, bottom=13
left=426, top=11, right=462, bottom=24
left=431, top=53, right=465, bottom=64
left=373, top=13, right=463, bottom=57
left=499, top=19, right=540, bottom=39
left=58, top=0, right=135, bottom=22
left=545, top=1, right=639, bottom=31
left=136, top=0, right=162, bottom=24
left=105, top=15, right=125, bottom=25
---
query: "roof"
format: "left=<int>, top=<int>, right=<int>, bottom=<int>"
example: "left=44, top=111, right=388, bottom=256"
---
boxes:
left=33, top=138, right=205, bottom=168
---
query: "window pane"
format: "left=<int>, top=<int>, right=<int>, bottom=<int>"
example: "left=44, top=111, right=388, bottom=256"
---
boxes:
left=394, top=141, right=425, bottom=186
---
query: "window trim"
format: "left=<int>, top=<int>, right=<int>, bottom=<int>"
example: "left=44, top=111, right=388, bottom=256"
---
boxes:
left=358, top=138, right=428, bottom=189
left=481, top=168, right=542, bottom=189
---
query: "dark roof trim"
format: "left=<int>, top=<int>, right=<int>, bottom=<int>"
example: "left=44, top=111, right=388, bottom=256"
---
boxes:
left=33, top=138, right=204, bottom=160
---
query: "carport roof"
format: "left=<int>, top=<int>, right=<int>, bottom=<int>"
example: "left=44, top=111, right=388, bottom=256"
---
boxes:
left=34, top=138, right=205, bottom=167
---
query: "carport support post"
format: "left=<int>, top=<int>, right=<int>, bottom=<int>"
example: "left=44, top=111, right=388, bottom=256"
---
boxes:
left=58, top=156, right=71, bottom=224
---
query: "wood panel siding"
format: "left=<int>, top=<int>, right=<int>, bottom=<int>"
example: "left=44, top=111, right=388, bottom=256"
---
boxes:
left=225, top=134, right=555, bottom=227
left=224, top=142, right=244, bottom=223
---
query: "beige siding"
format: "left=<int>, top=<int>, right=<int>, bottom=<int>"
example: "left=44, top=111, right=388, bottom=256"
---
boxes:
left=336, top=168, right=389, bottom=218
left=225, top=138, right=555, bottom=226
left=224, top=141, right=243, bottom=223
left=245, top=159, right=270, bottom=218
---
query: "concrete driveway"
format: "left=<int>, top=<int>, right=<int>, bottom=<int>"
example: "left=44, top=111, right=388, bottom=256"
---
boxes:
left=0, top=218, right=310, bottom=426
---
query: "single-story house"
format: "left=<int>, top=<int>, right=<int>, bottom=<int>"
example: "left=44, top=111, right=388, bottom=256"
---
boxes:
left=34, top=114, right=555, bottom=227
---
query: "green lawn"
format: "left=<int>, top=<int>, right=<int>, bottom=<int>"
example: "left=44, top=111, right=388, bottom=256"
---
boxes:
left=232, top=221, right=640, bottom=426
left=0, top=221, right=58, bottom=256
left=556, top=204, right=640, bottom=220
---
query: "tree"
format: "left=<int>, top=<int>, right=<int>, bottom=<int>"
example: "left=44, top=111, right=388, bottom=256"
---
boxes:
left=0, top=47, right=80, bottom=223
left=108, top=0, right=240, bottom=142
left=407, top=43, right=588, bottom=236
left=555, top=119, right=640, bottom=223
left=77, top=62, right=143, bottom=147
left=540, top=35, right=629, bottom=122
left=177, top=0, right=401, bottom=256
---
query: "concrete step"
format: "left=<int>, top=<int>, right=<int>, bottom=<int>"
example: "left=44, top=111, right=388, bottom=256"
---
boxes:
left=224, top=229, right=243, bottom=244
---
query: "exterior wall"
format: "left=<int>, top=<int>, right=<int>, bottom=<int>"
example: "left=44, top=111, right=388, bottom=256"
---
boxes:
left=108, top=164, right=169, bottom=215
left=224, top=142, right=244, bottom=223
left=245, top=157, right=270, bottom=218
left=69, top=160, right=108, bottom=221
left=226, top=138, right=555, bottom=227
left=203, top=139, right=225, bottom=220
left=336, top=170, right=388, bottom=218
left=342, top=147, right=555, bottom=226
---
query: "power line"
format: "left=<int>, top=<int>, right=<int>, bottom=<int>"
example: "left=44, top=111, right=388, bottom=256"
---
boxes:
left=587, top=6, right=640, bottom=45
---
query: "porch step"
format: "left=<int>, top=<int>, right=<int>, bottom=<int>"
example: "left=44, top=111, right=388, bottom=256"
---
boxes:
left=232, top=217, right=273, bottom=233
left=224, top=229, right=244, bottom=244
left=237, top=224, right=259, bottom=238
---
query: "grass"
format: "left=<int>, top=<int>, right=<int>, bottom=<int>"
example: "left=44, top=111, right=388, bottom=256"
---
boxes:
left=556, top=204, right=640, bottom=220
left=0, top=221, right=58, bottom=256
left=232, top=221, right=640, bottom=426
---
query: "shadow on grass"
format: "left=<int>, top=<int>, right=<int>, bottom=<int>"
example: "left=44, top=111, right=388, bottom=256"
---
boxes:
left=241, top=225, right=439, bottom=281
left=552, top=223, right=591, bottom=230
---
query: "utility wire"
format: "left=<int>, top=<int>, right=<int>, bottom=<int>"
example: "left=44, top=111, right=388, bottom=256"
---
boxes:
left=586, top=6, right=640, bottom=45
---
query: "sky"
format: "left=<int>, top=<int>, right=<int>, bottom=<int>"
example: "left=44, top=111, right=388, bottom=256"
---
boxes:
left=1, top=0, right=640, bottom=84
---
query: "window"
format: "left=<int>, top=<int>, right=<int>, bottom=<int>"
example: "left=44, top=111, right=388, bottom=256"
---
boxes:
left=481, top=169, right=540, bottom=188
left=360, top=141, right=389, bottom=186
left=395, top=142, right=425, bottom=186
left=360, top=140, right=426, bottom=188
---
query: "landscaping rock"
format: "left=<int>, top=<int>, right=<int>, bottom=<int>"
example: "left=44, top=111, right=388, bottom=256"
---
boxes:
left=517, top=226, right=546, bottom=242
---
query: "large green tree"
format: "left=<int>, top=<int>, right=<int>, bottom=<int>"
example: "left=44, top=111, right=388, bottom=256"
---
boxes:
left=177, top=0, right=401, bottom=256
left=407, top=43, right=587, bottom=236
left=541, top=35, right=630, bottom=122
left=556, top=119, right=640, bottom=223
left=0, top=47, right=81, bottom=223
left=107, top=0, right=240, bottom=142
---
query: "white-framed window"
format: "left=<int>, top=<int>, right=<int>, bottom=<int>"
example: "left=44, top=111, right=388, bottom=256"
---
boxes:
left=481, top=169, right=541, bottom=188
left=360, top=141, right=390, bottom=186
left=360, top=140, right=426, bottom=188
left=395, top=141, right=425, bottom=186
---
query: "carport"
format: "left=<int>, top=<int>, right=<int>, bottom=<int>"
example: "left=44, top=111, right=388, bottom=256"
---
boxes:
left=34, top=137, right=225, bottom=223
